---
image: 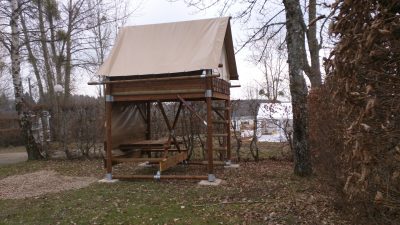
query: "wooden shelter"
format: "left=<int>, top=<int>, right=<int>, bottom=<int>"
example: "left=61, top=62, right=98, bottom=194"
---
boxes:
left=90, top=17, right=239, bottom=182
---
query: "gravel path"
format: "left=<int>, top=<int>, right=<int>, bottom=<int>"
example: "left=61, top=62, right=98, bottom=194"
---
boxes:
left=0, top=170, right=97, bottom=199
left=0, top=152, right=27, bottom=166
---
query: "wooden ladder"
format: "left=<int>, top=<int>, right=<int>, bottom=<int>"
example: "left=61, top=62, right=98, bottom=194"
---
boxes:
left=210, top=101, right=231, bottom=161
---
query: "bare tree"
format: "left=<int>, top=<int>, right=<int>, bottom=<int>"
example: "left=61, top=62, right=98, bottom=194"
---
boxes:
left=7, top=0, right=42, bottom=159
left=283, top=0, right=311, bottom=175
left=19, top=10, right=45, bottom=100
left=84, top=0, right=137, bottom=97
left=252, top=34, right=288, bottom=101
left=37, top=0, right=56, bottom=102
left=230, top=100, right=242, bottom=161
left=243, top=86, right=263, bottom=161
left=0, top=0, right=140, bottom=159
left=178, top=0, right=329, bottom=175
left=0, top=46, right=11, bottom=97
left=16, top=0, right=138, bottom=102
left=259, top=102, right=293, bottom=159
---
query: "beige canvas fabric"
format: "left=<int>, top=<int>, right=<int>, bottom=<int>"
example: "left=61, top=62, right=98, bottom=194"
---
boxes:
left=97, top=17, right=238, bottom=80
left=111, top=103, right=146, bottom=148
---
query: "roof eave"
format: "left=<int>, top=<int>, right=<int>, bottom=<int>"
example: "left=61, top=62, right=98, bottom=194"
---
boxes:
left=224, top=18, right=239, bottom=80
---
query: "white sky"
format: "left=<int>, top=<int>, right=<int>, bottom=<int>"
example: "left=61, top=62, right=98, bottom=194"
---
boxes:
left=82, top=0, right=266, bottom=99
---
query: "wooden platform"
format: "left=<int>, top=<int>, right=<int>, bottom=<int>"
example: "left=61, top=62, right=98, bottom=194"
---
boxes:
left=119, top=138, right=183, bottom=151
left=114, top=138, right=187, bottom=172
left=109, top=76, right=230, bottom=102
left=97, top=72, right=233, bottom=180
left=119, top=138, right=167, bottom=151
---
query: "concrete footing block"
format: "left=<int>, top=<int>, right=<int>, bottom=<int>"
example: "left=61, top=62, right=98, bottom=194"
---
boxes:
left=198, top=178, right=223, bottom=186
left=98, top=178, right=119, bottom=183
left=137, top=162, right=152, bottom=167
left=224, top=164, right=240, bottom=169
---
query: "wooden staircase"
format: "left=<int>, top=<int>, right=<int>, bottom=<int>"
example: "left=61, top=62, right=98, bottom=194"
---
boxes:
left=208, top=101, right=231, bottom=161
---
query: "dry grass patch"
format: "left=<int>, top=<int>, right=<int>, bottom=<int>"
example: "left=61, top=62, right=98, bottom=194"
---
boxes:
left=0, top=170, right=97, bottom=199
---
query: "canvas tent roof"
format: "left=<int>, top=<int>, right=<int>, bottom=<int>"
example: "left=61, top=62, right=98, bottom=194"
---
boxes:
left=97, top=17, right=238, bottom=80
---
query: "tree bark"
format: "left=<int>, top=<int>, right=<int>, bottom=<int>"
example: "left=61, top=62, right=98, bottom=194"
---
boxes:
left=63, top=0, right=74, bottom=101
left=46, top=3, right=63, bottom=86
left=37, top=0, right=55, bottom=102
left=10, top=0, right=42, bottom=160
left=283, top=0, right=312, bottom=176
left=20, top=11, right=45, bottom=100
left=305, top=0, right=321, bottom=87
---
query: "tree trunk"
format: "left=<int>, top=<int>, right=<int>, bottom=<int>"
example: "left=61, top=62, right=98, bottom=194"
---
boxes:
left=250, top=118, right=259, bottom=161
left=47, top=8, right=63, bottom=86
left=283, top=0, right=312, bottom=176
left=10, top=0, right=42, bottom=160
left=20, top=11, right=45, bottom=100
left=305, top=0, right=322, bottom=87
left=37, top=0, right=55, bottom=102
left=63, top=0, right=74, bottom=101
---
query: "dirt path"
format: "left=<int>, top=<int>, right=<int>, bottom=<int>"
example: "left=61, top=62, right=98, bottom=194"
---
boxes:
left=0, top=170, right=97, bottom=199
left=0, top=152, right=27, bottom=166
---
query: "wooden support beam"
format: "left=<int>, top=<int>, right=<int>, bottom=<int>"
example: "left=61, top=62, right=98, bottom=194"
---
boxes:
left=112, top=93, right=210, bottom=102
left=157, top=101, right=172, bottom=130
left=141, top=148, right=187, bottom=152
left=157, top=101, right=183, bottom=157
left=188, top=160, right=226, bottom=165
left=171, top=102, right=183, bottom=152
left=225, top=99, right=232, bottom=161
left=172, top=102, right=182, bottom=129
left=205, top=71, right=214, bottom=178
left=159, top=152, right=188, bottom=172
left=137, top=104, right=147, bottom=123
left=112, top=157, right=165, bottom=163
left=105, top=84, right=113, bottom=178
left=112, top=89, right=205, bottom=96
left=213, top=108, right=226, bottom=120
left=212, top=120, right=229, bottom=124
left=88, top=74, right=220, bottom=85
left=157, top=101, right=173, bottom=157
left=112, top=175, right=208, bottom=180
left=177, top=94, right=207, bottom=126
left=146, top=102, right=151, bottom=140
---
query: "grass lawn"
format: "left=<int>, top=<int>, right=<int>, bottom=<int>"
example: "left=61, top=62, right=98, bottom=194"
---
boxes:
left=0, top=158, right=349, bottom=225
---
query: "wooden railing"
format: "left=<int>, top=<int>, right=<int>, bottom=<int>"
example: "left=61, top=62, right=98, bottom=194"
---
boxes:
left=212, top=78, right=230, bottom=95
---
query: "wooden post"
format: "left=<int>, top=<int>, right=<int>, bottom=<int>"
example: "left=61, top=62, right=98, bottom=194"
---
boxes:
left=146, top=102, right=151, bottom=140
left=146, top=102, right=151, bottom=158
left=157, top=101, right=172, bottom=131
left=105, top=83, right=113, bottom=180
left=113, top=175, right=208, bottom=180
left=225, top=99, right=232, bottom=163
left=205, top=70, right=215, bottom=182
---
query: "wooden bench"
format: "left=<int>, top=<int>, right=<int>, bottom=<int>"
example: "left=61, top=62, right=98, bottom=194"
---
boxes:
left=113, top=138, right=187, bottom=172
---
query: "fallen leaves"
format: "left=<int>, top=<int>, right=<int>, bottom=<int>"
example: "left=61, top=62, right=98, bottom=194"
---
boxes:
left=0, top=170, right=97, bottom=199
left=0, top=159, right=352, bottom=224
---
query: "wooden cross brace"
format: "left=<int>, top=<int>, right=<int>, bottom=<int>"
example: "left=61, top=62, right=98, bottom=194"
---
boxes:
left=157, top=101, right=182, bottom=158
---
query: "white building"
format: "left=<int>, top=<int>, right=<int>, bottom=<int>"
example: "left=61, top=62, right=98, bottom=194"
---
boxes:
left=231, top=100, right=266, bottom=138
left=257, top=102, right=293, bottom=142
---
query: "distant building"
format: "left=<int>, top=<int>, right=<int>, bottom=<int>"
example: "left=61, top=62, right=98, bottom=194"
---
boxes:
left=257, top=102, right=293, bottom=142
left=231, top=99, right=268, bottom=138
